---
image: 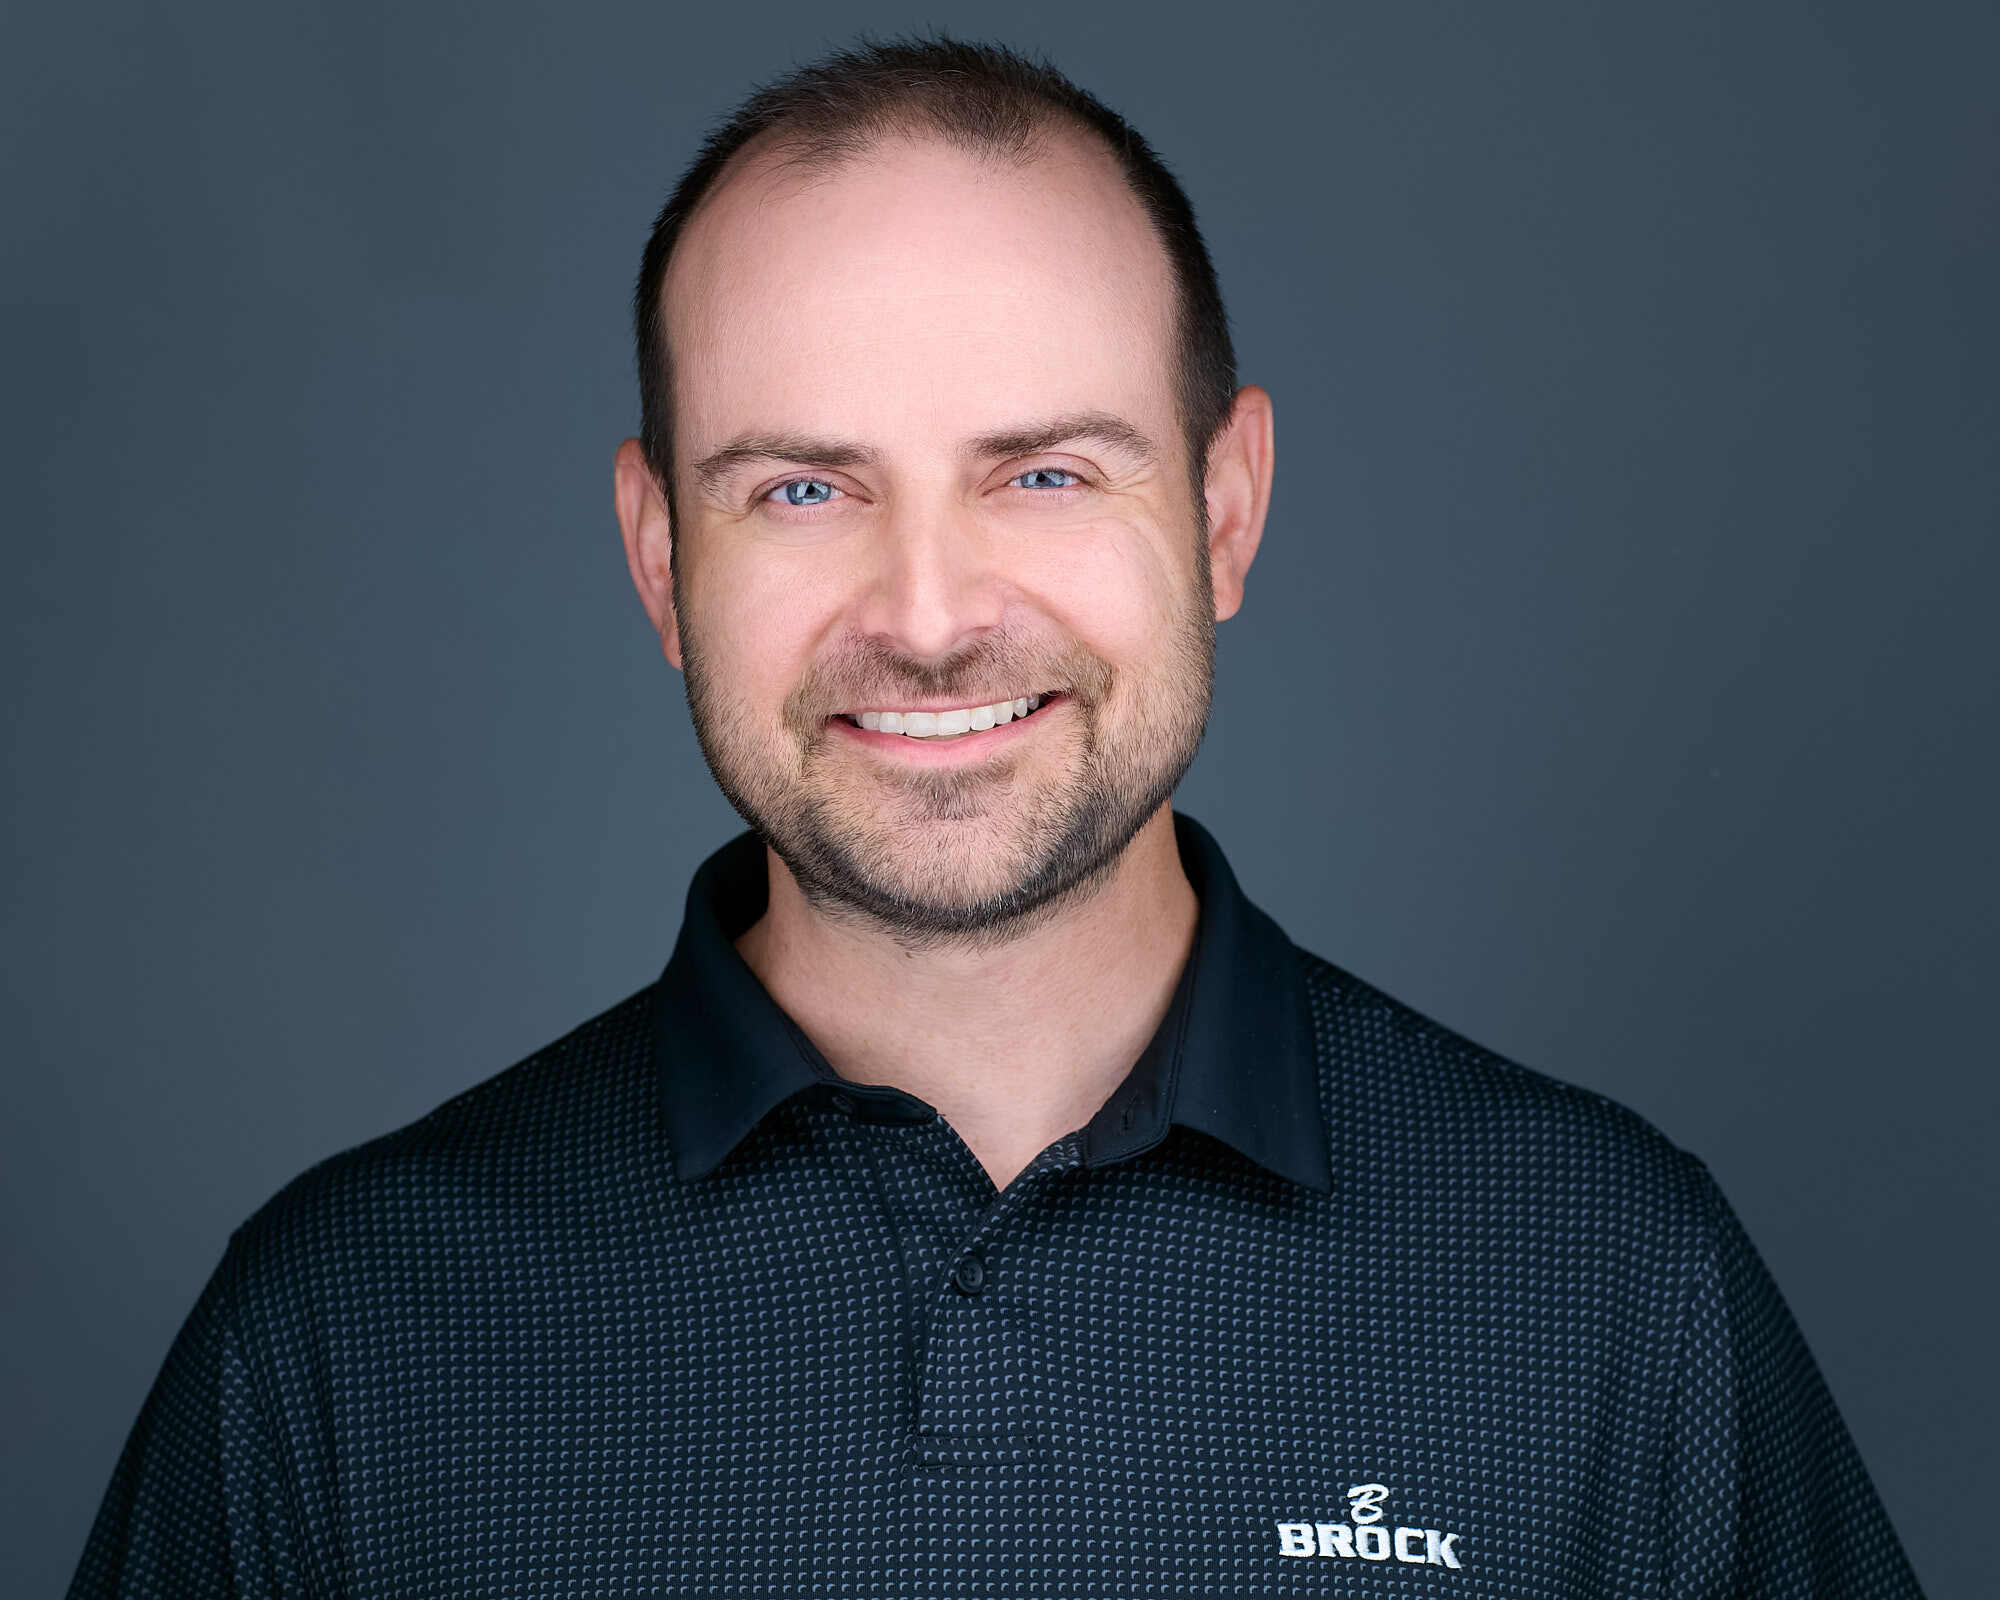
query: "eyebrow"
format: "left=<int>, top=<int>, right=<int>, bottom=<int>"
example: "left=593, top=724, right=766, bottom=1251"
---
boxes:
left=689, top=409, right=1161, bottom=497
left=691, top=433, right=880, bottom=497
left=963, top=411, right=1160, bottom=469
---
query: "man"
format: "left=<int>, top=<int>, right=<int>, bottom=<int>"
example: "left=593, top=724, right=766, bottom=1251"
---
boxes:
left=70, top=36, right=1921, bottom=1598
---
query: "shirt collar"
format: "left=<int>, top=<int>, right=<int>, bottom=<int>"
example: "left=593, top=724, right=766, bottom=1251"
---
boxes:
left=654, top=812, right=1331, bottom=1193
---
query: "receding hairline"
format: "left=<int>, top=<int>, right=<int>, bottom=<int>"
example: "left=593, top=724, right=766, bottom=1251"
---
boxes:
left=659, top=111, right=1150, bottom=316
left=633, top=35, right=1241, bottom=551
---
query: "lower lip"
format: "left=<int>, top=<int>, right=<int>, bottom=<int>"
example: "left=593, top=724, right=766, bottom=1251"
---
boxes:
left=827, top=695, right=1067, bottom=763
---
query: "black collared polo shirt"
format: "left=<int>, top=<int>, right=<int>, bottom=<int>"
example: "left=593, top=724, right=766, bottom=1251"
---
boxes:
left=70, top=815, right=1921, bottom=1597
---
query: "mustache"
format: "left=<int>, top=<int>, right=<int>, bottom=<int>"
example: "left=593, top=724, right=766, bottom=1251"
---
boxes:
left=785, top=633, right=1112, bottom=722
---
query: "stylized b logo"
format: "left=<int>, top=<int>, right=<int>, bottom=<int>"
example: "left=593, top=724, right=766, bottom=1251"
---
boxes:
left=1346, top=1483, right=1389, bottom=1525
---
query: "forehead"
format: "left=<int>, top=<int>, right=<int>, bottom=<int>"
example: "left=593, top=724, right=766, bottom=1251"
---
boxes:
left=662, top=130, right=1180, bottom=465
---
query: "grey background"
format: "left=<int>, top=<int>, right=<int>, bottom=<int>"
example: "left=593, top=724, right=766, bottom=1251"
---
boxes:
left=5, top=1, right=1993, bottom=1594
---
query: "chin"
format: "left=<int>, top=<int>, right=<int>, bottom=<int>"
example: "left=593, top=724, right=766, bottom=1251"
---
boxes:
left=770, top=782, right=1152, bottom=950
left=799, top=833, right=1056, bottom=925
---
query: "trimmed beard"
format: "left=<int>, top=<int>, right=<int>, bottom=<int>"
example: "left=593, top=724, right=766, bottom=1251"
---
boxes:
left=675, top=547, right=1214, bottom=951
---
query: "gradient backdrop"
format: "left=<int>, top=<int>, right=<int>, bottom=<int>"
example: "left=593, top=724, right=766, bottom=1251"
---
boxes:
left=5, top=3, right=1994, bottom=1594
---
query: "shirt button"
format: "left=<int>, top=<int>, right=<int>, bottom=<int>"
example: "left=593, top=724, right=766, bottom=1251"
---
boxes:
left=829, top=1092, right=856, bottom=1117
left=951, top=1253, right=987, bottom=1296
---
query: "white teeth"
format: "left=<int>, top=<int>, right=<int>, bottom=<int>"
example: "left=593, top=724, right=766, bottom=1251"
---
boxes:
left=850, top=695, right=1050, bottom=738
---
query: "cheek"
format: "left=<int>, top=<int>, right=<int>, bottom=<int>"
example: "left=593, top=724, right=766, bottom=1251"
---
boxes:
left=1013, top=517, right=1196, bottom=667
left=684, top=540, right=842, bottom=704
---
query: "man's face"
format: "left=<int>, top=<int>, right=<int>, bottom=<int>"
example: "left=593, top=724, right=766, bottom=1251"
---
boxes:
left=654, top=133, right=1222, bottom=943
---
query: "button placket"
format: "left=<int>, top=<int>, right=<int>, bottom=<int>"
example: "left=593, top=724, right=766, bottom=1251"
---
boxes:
left=911, top=1141, right=1085, bottom=1466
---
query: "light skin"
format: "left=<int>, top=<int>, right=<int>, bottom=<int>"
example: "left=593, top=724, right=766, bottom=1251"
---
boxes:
left=614, top=130, right=1274, bottom=1191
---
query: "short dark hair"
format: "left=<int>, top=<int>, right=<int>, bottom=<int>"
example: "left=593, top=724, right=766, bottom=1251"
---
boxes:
left=632, top=34, right=1238, bottom=523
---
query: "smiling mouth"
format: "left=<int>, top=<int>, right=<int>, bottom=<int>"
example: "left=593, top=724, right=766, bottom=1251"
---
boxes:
left=840, top=693, right=1057, bottom=739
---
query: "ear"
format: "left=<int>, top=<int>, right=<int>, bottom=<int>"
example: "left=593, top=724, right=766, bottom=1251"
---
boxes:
left=613, top=437, right=684, bottom=669
left=1200, top=385, right=1276, bottom=622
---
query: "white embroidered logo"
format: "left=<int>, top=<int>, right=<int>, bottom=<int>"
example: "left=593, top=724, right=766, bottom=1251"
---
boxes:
left=1275, top=1483, right=1464, bottom=1568
left=1347, top=1482, right=1389, bottom=1524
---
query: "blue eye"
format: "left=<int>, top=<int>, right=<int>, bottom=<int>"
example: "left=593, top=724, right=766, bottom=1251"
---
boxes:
left=770, top=478, right=839, bottom=507
left=1013, top=467, right=1079, bottom=490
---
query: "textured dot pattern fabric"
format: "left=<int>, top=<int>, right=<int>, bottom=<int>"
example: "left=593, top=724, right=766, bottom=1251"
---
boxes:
left=69, top=818, right=1922, bottom=1597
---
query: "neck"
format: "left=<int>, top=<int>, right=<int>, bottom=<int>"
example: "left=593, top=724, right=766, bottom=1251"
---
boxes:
left=735, top=807, right=1198, bottom=1193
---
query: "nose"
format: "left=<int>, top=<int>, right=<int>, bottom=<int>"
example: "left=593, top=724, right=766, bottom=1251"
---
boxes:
left=853, top=498, right=1005, bottom=661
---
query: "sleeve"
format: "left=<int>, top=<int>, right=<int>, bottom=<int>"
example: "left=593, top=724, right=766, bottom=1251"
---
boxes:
left=66, top=1236, right=313, bottom=1599
left=1665, top=1156, right=1925, bottom=1598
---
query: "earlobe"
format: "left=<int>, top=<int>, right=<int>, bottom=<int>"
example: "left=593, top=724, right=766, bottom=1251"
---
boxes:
left=612, top=437, right=684, bottom=669
left=1204, top=385, right=1276, bottom=623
